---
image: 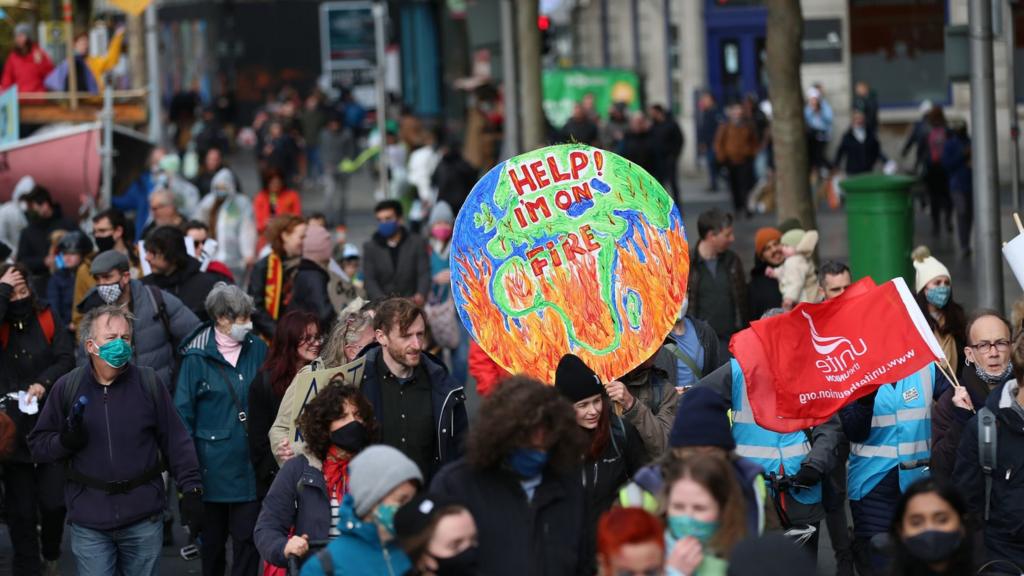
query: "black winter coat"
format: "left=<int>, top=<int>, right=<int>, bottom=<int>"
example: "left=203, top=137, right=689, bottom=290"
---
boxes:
left=254, top=454, right=333, bottom=568
left=954, top=381, right=1024, bottom=567
left=432, top=152, right=478, bottom=217
left=833, top=129, right=885, bottom=175
left=247, top=370, right=281, bottom=499
left=748, top=259, right=782, bottom=321
left=431, top=458, right=588, bottom=576
left=0, top=287, right=74, bottom=462
left=361, top=229, right=430, bottom=302
left=931, top=367, right=1004, bottom=482
left=142, top=257, right=223, bottom=322
left=247, top=255, right=301, bottom=340
left=16, top=206, right=79, bottom=296
left=581, top=418, right=648, bottom=574
left=288, top=260, right=335, bottom=330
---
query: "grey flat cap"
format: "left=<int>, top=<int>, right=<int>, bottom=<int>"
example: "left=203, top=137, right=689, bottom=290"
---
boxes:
left=90, top=250, right=130, bottom=275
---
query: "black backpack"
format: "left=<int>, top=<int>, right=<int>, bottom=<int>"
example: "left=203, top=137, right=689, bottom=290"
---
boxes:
left=977, top=407, right=998, bottom=521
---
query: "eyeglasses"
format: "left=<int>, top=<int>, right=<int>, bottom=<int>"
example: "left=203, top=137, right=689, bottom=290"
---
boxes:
left=300, top=335, right=324, bottom=347
left=969, top=340, right=1011, bottom=354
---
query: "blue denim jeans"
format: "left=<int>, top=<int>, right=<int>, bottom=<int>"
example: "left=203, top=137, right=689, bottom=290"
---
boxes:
left=70, top=516, right=163, bottom=576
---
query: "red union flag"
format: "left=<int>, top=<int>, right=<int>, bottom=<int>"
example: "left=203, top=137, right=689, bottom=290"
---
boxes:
left=733, top=277, right=944, bottom=425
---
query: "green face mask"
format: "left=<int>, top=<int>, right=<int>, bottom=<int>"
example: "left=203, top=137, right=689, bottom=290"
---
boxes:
left=94, top=338, right=133, bottom=369
left=374, top=503, right=399, bottom=536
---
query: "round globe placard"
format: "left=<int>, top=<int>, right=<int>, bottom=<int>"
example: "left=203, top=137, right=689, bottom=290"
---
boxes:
left=449, top=144, right=689, bottom=384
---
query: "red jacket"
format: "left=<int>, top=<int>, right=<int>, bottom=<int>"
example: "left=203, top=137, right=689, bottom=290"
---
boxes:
left=468, top=340, right=510, bottom=397
left=2, top=45, right=54, bottom=93
left=253, top=188, right=302, bottom=251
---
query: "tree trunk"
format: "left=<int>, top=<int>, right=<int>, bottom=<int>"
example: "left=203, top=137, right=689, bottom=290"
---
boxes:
left=765, top=0, right=816, bottom=230
left=517, top=0, right=545, bottom=150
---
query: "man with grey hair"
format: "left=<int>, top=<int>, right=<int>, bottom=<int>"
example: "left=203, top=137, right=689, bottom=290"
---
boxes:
left=28, top=305, right=204, bottom=575
left=140, top=188, right=186, bottom=239
left=76, top=250, right=200, bottom=389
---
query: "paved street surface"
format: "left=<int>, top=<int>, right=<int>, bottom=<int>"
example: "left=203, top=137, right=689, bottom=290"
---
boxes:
left=0, top=154, right=1019, bottom=575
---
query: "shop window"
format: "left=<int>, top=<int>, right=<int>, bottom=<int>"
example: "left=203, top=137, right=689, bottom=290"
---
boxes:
left=849, top=0, right=947, bottom=106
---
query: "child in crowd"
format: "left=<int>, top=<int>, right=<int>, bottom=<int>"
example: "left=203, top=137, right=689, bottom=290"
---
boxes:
left=766, top=228, right=819, bottom=309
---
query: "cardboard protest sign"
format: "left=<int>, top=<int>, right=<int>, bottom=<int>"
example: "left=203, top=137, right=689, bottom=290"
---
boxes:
left=450, top=144, right=689, bottom=384
left=283, top=357, right=366, bottom=447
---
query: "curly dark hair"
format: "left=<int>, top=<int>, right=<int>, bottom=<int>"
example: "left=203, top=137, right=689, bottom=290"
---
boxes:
left=467, top=376, right=587, bottom=473
left=295, top=376, right=377, bottom=462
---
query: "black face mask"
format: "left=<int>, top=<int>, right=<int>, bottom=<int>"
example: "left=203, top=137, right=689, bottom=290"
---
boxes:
left=329, top=421, right=368, bottom=453
left=94, top=236, right=116, bottom=253
left=6, top=298, right=32, bottom=318
left=903, top=530, right=962, bottom=564
left=433, top=546, right=479, bottom=576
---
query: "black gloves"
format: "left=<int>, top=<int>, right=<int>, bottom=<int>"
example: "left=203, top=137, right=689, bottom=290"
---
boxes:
left=179, top=488, right=205, bottom=537
left=59, top=417, right=88, bottom=452
left=791, top=465, right=823, bottom=488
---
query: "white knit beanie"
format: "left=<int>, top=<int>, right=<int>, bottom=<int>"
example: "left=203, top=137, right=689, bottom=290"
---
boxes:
left=912, top=246, right=950, bottom=292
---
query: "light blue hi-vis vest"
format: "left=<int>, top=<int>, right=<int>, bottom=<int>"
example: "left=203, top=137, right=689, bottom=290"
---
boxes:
left=848, top=364, right=934, bottom=501
left=730, top=359, right=821, bottom=506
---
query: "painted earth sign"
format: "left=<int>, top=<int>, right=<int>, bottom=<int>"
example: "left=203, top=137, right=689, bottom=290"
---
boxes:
left=449, top=143, right=689, bottom=384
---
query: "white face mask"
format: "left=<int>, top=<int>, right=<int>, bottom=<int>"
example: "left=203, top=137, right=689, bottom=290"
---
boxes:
left=678, top=298, right=689, bottom=321
left=97, top=282, right=123, bottom=304
left=229, top=322, right=252, bottom=343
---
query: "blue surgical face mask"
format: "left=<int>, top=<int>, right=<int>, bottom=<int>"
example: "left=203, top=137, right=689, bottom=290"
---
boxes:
left=926, top=285, right=951, bottom=308
left=93, top=338, right=133, bottom=369
left=667, top=514, right=719, bottom=546
left=506, top=448, right=548, bottom=478
left=55, top=253, right=65, bottom=270
left=375, top=503, right=399, bottom=536
left=377, top=220, right=399, bottom=238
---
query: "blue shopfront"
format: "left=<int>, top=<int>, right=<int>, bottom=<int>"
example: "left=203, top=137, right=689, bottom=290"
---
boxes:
left=705, top=0, right=767, bottom=105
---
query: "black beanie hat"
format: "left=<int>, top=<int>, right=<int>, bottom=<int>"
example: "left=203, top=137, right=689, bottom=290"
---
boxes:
left=394, top=492, right=462, bottom=542
left=555, top=354, right=605, bottom=403
left=669, top=386, right=736, bottom=451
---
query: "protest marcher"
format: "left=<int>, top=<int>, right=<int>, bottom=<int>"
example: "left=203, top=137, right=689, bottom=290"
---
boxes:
left=248, top=310, right=321, bottom=498
left=17, top=186, right=79, bottom=296
left=942, top=120, right=973, bottom=256
left=1, top=23, right=54, bottom=93
left=922, top=107, right=954, bottom=236
left=0, top=176, right=35, bottom=259
left=818, top=260, right=852, bottom=301
left=697, top=93, right=724, bottom=193
left=818, top=259, right=856, bottom=576
left=329, top=243, right=365, bottom=313
left=254, top=381, right=376, bottom=568
left=886, top=478, right=974, bottom=576
left=48, top=231, right=93, bottom=331
left=832, top=109, right=886, bottom=175
left=299, top=445, right=421, bottom=576
left=953, top=333, right=1024, bottom=569
left=596, top=507, right=666, bottom=576
left=913, top=246, right=966, bottom=372
left=697, top=310, right=843, bottom=560
left=269, top=304, right=376, bottom=464
left=253, top=169, right=303, bottom=253
left=362, top=200, right=431, bottom=305
left=665, top=301, right=722, bottom=391
left=141, top=189, right=187, bottom=240
left=662, top=454, right=747, bottom=576
left=174, top=283, right=268, bottom=576
left=77, top=250, right=200, bottom=389
left=395, top=493, right=480, bottom=576
left=288, top=224, right=337, bottom=330
left=249, top=214, right=307, bottom=340
left=648, top=104, right=685, bottom=206
left=619, top=386, right=766, bottom=538
left=605, top=347, right=680, bottom=460
left=714, top=103, right=759, bottom=215
left=840, top=361, right=967, bottom=574
left=0, top=263, right=75, bottom=575
left=27, top=305, right=204, bottom=575
left=804, top=87, right=834, bottom=180
left=765, top=229, right=820, bottom=308
left=73, top=209, right=143, bottom=328
left=425, top=202, right=467, bottom=382
left=555, top=354, right=647, bottom=573
left=432, top=137, right=477, bottom=218
left=430, top=376, right=588, bottom=576
left=183, top=220, right=235, bottom=282
left=195, top=168, right=258, bottom=283
left=142, top=225, right=223, bottom=322
left=687, top=208, right=748, bottom=350
left=359, top=297, right=467, bottom=481
left=931, top=311, right=1012, bottom=481
left=562, top=103, right=600, bottom=145
left=748, top=227, right=784, bottom=319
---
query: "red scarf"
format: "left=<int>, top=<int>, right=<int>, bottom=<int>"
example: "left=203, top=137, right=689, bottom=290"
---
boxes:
left=322, top=447, right=351, bottom=501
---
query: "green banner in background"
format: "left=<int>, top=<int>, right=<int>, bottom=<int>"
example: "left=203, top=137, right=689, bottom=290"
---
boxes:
left=542, top=68, right=642, bottom=128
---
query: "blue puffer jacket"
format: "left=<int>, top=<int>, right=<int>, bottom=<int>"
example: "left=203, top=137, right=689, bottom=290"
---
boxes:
left=254, top=454, right=333, bottom=568
left=174, top=324, right=267, bottom=503
left=299, top=494, right=411, bottom=576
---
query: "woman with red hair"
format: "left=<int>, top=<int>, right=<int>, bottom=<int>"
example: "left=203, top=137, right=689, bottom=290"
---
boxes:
left=248, top=310, right=322, bottom=498
left=597, top=507, right=666, bottom=576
